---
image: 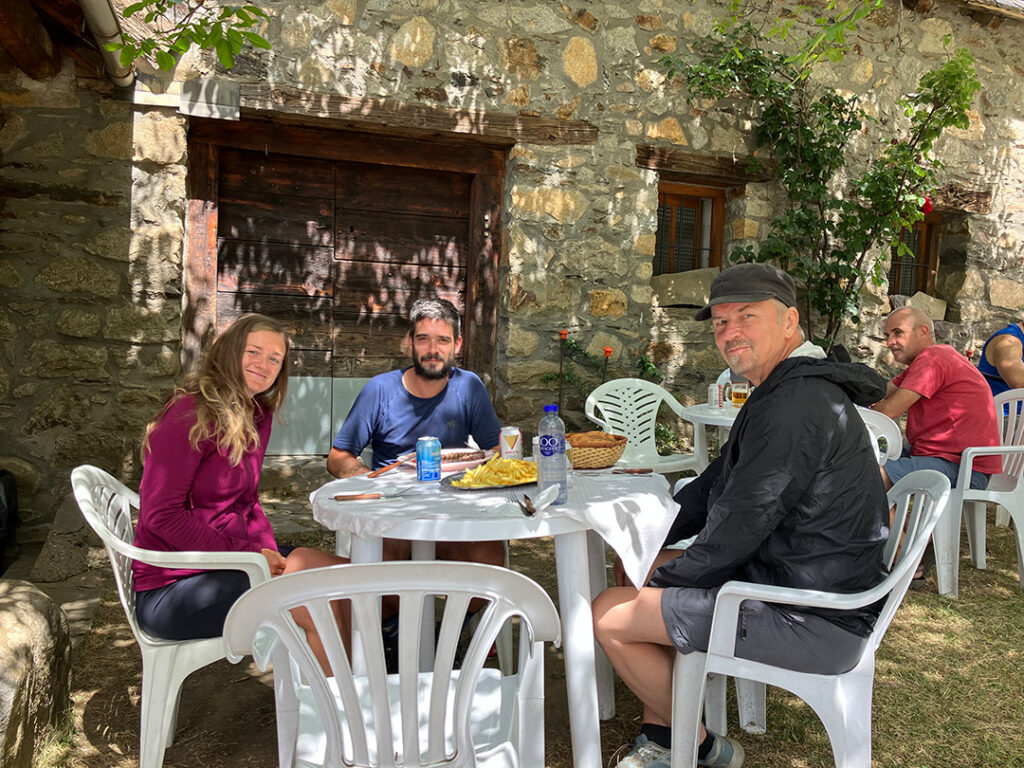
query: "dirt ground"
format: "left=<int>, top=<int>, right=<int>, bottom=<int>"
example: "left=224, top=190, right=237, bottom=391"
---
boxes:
left=41, top=535, right=642, bottom=768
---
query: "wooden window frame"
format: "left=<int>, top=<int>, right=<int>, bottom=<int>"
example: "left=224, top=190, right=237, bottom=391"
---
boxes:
left=888, top=212, right=941, bottom=297
left=655, top=181, right=725, bottom=273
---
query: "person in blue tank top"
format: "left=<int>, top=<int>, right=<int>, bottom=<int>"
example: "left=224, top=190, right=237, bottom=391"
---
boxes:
left=325, top=298, right=504, bottom=569
left=978, top=323, right=1024, bottom=396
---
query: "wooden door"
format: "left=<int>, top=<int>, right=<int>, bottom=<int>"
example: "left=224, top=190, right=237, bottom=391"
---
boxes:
left=187, top=120, right=505, bottom=454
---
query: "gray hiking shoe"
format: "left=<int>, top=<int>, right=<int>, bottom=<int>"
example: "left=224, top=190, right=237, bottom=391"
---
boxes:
left=611, top=735, right=671, bottom=768
left=698, top=733, right=744, bottom=768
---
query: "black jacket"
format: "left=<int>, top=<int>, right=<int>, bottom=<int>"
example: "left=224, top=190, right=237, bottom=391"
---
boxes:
left=651, top=356, right=890, bottom=635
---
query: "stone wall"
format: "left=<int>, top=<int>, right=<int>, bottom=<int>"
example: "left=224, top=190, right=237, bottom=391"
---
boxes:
left=0, top=68, right=183, bottom=537
left=2, top=1, right=1024, bottom=532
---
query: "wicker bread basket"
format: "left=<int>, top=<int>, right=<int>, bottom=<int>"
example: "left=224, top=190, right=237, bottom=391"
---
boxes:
left=567, top=433, right=628, bottom=469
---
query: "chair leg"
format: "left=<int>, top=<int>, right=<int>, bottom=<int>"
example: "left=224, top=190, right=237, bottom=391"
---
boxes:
left=932, top=498, right=961, bottom=598
left=703, top=673, right=727, bottom=736
left=1011, top=515, right=1024, bottom=594
left=810, top=675, right=874, bottom=768
left=964, top=501, right=988, bottom=570
left=735, top=678, right=766, bottom=735
left=670, top=652, right=708, bottom=768
left=996, top=507, right=1011, bottom=527
left=138, top=650, right=179, bottom=768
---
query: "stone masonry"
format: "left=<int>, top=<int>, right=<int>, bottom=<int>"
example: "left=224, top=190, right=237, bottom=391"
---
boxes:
left=2, top=0, right=1024, bottom=540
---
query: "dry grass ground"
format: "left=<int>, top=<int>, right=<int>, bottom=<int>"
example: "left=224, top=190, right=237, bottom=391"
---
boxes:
left=37, top=513, right=1024, bottom=768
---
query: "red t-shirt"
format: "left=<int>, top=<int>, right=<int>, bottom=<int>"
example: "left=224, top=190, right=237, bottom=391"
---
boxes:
left=893, top=344, right=1002, bottom=474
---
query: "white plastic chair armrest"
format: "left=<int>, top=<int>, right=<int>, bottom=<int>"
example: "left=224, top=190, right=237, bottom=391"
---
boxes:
left=706, top=579, right=896, bottom=659
left=583, top=395, right=610, bottom=432
left=956, top=444, right=1024, bottom=488
left=107, top=537, right=272, bottom=587
left=659, top=390, right=689, bottom=420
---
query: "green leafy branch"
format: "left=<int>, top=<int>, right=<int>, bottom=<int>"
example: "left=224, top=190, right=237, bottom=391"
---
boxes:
left=661, top=6, right=979, bottom=351
left=106, top=1, right=270, bottom=71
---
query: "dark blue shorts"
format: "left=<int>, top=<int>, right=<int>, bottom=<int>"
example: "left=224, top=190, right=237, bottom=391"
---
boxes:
left=136, top=570, right=252, bottom=640
left=885, top=448, right=989, bottom=490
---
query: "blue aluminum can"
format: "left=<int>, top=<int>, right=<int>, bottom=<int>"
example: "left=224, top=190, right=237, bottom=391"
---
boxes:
left=416, top=436, right=442, bottom=482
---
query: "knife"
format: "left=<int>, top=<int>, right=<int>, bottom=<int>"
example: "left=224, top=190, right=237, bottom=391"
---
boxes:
left=333, top=487, right=422, bottom=501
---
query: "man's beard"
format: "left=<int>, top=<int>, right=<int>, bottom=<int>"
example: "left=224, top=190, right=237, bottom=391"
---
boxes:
left=412, top=353, right=454, bottom=380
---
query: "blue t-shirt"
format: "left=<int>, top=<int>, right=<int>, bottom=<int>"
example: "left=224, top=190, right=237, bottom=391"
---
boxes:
left=331, top=368, right=501, bottom=468
left=978, top=323, right=1024, bottom=396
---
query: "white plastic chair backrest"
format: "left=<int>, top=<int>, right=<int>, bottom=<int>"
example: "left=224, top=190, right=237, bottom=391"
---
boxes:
left=855, top=406, right=902, bottom=464
left=993, top=389, right=1024, bottom=484
left=71, top=464, right=146, bottom=641
left=872, top=470, right=951, bottom=651
left=223, top=561, right=561, bottom=768
left=585, top=378, right=683, bottom=456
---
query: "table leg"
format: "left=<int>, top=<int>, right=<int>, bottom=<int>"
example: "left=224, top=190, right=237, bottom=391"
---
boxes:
left=586, top=529, right=615, bottom=720
left=555, top=530, right=602, bottom=768
left=349, top=536, right=384, bottom=675
left=411, top=541, right=438, bottom=670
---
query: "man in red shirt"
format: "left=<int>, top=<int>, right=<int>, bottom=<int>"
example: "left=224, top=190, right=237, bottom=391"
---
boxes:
left=874, top=306, right=1001, bottom=491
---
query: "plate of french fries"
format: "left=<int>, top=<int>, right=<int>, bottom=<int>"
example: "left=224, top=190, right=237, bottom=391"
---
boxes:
left=444, top=455, right=538, bottom=490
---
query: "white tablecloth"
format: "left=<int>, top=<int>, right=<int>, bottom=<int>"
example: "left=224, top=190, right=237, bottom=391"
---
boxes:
left=311, top=471, right=678, bottom=588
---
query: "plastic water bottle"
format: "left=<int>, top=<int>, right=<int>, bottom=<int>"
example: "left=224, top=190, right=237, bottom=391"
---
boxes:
left=537, top=404, right=568, bottom=505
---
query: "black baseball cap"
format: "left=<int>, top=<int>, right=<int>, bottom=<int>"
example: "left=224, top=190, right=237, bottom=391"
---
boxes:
left=694, top=263, right=798, bottom=320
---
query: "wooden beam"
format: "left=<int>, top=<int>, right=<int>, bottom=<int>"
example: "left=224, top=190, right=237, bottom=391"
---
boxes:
left=0, top=0, right=61, bottom=80
left=183, top=142, right=219, bottom=373
left=636, top=145, right=773, bottom=186
left=930, top=184, right=993, bottom=215
left=239, top=83, right=599, bottom=146
left=190, top=118, right=508, bottom=176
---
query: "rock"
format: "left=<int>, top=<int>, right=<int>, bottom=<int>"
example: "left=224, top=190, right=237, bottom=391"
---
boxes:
left=563, top=37, right=597, bottom=88
left=0, top=580, right=72, bottom=768
left=905, top=291, right=947, bottom=321
left=651, top=267, right=719, bottom=308
left=390, top=17, right=435, bottom=68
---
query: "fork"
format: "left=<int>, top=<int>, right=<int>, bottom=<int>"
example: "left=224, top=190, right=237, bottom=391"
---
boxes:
left=505, top=489, right=531, bottom=516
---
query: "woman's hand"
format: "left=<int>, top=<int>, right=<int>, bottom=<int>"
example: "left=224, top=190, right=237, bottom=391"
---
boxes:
left=262, top=548, right=287, bottom=577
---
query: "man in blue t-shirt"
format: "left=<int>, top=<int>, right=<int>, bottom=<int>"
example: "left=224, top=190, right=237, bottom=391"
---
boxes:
left=326, top=298, right=503, bottom=566
left=977, top=322, right=1024, bottom=396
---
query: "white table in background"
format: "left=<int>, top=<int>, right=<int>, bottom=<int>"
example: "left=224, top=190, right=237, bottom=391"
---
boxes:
left=681, top=403, right=740, bottom=470
left=311, top=470, right=677, bottom=768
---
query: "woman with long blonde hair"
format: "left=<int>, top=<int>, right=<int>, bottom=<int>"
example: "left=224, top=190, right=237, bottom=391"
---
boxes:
left=134, top=313, right=312, bottom=639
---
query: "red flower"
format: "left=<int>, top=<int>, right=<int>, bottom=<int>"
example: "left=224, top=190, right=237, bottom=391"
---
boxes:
left=603, top=346, right=613, bottom=357
left=921, top=198, right=933, bottom=214
left=560, top=329, right=568, bottom=340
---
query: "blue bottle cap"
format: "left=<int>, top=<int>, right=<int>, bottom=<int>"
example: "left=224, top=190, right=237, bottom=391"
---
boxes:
left=544, top=404, right=558, bottom=412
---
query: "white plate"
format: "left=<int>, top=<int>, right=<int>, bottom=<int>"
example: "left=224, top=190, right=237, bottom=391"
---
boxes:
left=405, top=448, right=496, bottom=473
left=441, top=470, right=537, bottom=491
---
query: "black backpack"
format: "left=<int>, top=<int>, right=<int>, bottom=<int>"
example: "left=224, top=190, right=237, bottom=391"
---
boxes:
left=0, top=469, right=20, bottom=573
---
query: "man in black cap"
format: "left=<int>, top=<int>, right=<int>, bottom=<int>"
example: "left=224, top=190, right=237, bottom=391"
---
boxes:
left=594, top=263, right=890, bottom=768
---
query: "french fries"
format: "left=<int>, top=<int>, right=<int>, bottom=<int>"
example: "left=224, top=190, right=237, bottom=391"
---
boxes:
left=452, top=455, right=537, bottom=488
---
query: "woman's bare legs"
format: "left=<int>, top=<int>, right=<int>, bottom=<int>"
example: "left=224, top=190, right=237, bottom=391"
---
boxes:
left=281, top=547, right=350, bottom=674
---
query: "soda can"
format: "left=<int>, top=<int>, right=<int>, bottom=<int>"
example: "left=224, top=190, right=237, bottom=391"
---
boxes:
left=500, top=426, right=523, bottom=459
left=415, top=436, right=441, bottom=482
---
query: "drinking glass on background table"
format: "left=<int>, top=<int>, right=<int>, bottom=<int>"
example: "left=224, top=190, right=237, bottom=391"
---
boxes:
left=726, top=381, right=749, bottom=408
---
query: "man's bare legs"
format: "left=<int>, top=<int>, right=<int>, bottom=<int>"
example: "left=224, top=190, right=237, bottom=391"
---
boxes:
left=613, top=549, right=686, bottom=589
left=593, top=585, right=707, bottom=743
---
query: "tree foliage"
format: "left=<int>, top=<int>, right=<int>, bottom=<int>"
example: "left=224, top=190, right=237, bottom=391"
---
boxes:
left=660, top=1, right=980, bottom=350
left=107, top=0, right=270, bottom=71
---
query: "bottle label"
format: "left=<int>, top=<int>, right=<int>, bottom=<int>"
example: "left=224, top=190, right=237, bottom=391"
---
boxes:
left=539, top=434, right=564, bottom=457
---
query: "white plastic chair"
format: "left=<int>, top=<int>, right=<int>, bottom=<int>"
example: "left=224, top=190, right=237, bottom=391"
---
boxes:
left=223, top=561, right=561, bottom=768
left=585, top=378, right=705, bottom=474
left=668, top=411, right=910, bottom=739
left=670, top=470, right=951, bottom=768
left=933, top=388, right=1024, bottom=598
left=71, top=465, right=295, bottom=768
left=855, top=406, right=902, bottom=465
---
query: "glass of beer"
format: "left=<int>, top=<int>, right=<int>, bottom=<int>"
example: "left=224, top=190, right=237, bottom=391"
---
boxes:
left=730, top=381, right=749, bottom=408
